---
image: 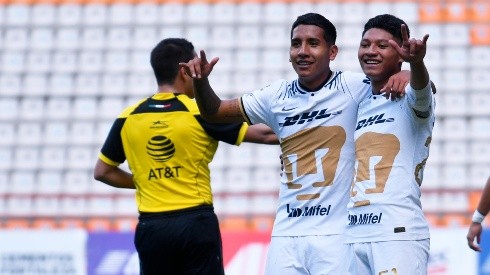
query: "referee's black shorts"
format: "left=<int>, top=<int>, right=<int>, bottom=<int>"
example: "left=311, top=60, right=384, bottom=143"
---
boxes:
left=135, top=205, right=224, bottom=275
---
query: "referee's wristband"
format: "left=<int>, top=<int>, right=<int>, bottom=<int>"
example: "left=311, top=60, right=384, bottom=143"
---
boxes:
left=472, top=210, right=486, bottom=223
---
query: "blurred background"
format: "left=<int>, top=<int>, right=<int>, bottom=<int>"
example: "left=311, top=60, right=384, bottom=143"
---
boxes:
left=0, top=0, right=488, bottom=274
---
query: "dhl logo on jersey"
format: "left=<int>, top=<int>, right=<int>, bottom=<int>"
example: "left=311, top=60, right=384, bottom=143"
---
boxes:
left=286, top=204, right=331, bottom=218
left=356, top=113, right=394, bottom=130
left=279, top=109, right=342, bottom=127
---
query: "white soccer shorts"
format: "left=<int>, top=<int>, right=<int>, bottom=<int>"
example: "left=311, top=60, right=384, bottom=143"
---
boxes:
left=347, top=239, right=430, bottom=275
left=265, top=234, right=349, bottom=275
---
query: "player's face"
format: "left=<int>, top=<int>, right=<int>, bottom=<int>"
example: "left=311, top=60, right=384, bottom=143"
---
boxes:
left=290, top=24, right=337, bottom=90
left=358, top=28, right=402, bottom=84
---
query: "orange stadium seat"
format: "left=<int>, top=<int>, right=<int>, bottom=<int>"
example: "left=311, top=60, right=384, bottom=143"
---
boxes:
left=468, top=191, right=483, bottom=212
left=419, top=1, right=444, bottom=23
left=113, top=217, right=138, bottom=232
left=32, top=218, right=58, bottom=230
left=250, top=216, right=274, bottom=232
left=470, top=1, right=490, bottom=23
left=4, top=219, right=30, bottom=229
left=443, top=0, right=469, bottom=23
left=424, top=213, right=442, bottom=228
left=59, top=218, right=86, bottom=230
left=439, top=213, right=471, bottom=227
left=220, top=216, right=251, bottom=232
left=470, top=24, right=490, bottom=45
left=86, top=217, right=113, bottom=232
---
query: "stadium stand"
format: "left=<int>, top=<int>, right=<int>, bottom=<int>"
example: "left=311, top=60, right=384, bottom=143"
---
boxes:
left=0, top=0, right=489, bottom=232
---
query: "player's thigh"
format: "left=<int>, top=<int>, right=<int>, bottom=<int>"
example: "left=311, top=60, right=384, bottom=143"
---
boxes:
left=265, top=236, right=307, bottom=275
left=182, top=211, right=224, bottom=275
left=372, top=239, right=430, bottom=275
left=265, top=235, right=349, bottom=275
left=306, top=234, right=349, bottom=275
left=346, top=243, right=373, bottom=275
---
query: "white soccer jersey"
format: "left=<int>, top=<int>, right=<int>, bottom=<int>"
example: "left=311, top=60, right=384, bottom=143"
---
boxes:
left=240, top=71, right=371, bottom=237
left=345, top=84, right=435, bottom=243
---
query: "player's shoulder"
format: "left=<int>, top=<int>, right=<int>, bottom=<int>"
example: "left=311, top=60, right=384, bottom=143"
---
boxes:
left=244, top=78, right=289, bottom=100
left=259, top=78, right=289, bottom=94
left=335, top=70, right=370, bottom=85
left=118, top=98, right=147, bottom=118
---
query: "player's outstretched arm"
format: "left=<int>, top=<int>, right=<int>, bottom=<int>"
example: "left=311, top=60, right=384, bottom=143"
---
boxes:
left=180, top=50, right=245, bottom=123
left=467, top=176, right=490, bottom=251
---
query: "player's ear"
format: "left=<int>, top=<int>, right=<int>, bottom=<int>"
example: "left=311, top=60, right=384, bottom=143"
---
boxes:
left=179, top=66, right=189, bottom=79
left=329, top=44, right=338, bottom=61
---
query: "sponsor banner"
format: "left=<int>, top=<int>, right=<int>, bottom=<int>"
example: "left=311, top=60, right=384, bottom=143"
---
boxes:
left=478, top=228, right=490, bottom=274
left=86, top=228, right=477, bottom=275
left=429, top=228, right=477, bottom=275
left=0, top=229, right=87, bottom=275
left=87, top=232, right=139, bottom=275
left=222, top=231, right=270, bottom=275
left=86, top=231, right=271, bottom=275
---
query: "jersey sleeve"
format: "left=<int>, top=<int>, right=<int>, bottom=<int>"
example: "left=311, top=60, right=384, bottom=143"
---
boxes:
left=240, top=79, right=287, bottom=125
left=99, top=117, right=126, bottom=165
left=98, top=103, right=140, bottom=166
left=406, top=81, right=434, bottom=119
left=196, top=116, right=248, bottom=146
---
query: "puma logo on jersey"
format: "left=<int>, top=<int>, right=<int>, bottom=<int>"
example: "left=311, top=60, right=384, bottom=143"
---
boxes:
left=356, top=113, right=394, bottom=130
left=286, top=204, right=331, bottom=217
left=348, top=212, right=383, bottom=225
left=280, top=109, right=342, bottom=127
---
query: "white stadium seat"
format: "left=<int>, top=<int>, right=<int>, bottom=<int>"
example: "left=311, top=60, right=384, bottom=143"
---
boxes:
left=134, top=3, right=159, bottom=25
left=5, top=4, right=30, bottom=26
left=186, top=3, right=211, bottom=25
left=17, top=122, right=43, bottom=145
left=108, top=3, right=133, bottom=25
left=211, top=2, right=236, bottom=25
left=0, top=0, right=487, bottom=225
left=29, top=28, right=54, bottom=50
left=57, top=4, right=82, bottom=26
left=160, top=3, right=185, bottom=24
left=55, top=28, right=80, bottom=50
left=31, top=4, right=56, bottom=26
left=82, top=4, right=107, bottom=26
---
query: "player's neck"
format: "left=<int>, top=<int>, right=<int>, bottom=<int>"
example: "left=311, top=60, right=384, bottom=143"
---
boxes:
left=157, top=84, right=182, bottom=94
left=370, top=80, right=388, bottom=95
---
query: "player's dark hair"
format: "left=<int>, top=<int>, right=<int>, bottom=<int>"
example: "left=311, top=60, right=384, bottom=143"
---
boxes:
left=291, top=13, right=337, bottom=45
left=362, top=14, right=409, bottom=45
left=150, top=38, right=195, bottom=85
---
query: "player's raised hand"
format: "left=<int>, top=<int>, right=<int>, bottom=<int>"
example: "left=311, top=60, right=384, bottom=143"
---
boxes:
left=389, top=24, right=429, bottom=64
left=179, top=50, right=219, bottom=79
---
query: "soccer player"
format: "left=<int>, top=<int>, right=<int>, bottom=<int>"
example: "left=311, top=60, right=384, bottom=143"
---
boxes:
left=467, top=176, right=490, bottom=251
left=345, top=14, right=434, bottom=274
left=93, top=38, right=278, bottom=275
left=180, top=13, right=408, bottom=274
